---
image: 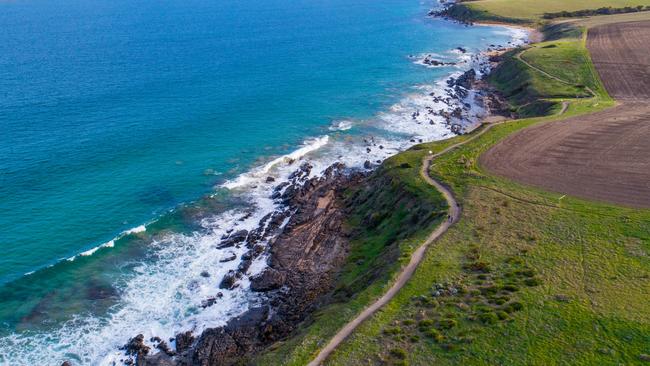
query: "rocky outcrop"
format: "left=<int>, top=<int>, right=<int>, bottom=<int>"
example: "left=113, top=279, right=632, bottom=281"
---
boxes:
left=454, top=68, right=477, bottom=90
left=140, top=163, right=365, bottom=366
left=217, top=230, right=248, bottom=249
left=250, top=268, right=285, bottom=292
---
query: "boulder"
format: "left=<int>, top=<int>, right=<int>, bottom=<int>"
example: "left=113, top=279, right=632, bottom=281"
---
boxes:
left=217, top=230, right=248, bottom=249
left=155, top=340, right=175, bottom=356
left=219, top=252, right=237, bottom=263
left=250, top=268, right=286, bottom=292
left=219, top=270, right=239, bottom=290
left=175, top=331, right=195, bottom=354
left=121, top=334, right=150, bottom=357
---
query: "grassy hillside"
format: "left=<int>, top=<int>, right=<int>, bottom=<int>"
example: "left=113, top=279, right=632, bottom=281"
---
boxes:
left=449, top=0, right=650, bottom=23
left=488, top=24, right=610, bottom=117
left=322, top=100, right=650, bottom=365
left=253, top=9, right=650, bottom=366
left=304, top=14, right=650, bottom=366
left=254, top=136, right=466, bottom=365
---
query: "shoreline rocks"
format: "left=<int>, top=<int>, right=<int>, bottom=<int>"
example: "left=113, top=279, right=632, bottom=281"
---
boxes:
left=117, top=11, right=518, bottom=365
left=134, top=163, right=366, bottom=366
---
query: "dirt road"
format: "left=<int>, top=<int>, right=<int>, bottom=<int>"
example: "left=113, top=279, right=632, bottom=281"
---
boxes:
left=481, top=21, right=650, bottom=208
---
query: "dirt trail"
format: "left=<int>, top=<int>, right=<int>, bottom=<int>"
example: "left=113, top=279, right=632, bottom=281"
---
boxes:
left=307, top=122, right=504, bottom=365
left=515, top=50, right=596, bottom=97
left=305, top=20, right=650, bottom=365
left=481, top=21, right=650, bottom=208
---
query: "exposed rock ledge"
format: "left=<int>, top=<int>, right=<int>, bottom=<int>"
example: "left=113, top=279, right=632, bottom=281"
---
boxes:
left=128, top=163, right=365, bottom=366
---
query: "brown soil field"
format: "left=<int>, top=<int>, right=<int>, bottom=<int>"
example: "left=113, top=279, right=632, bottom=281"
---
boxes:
left=480, top=21, right=650, bottom=208
left=588, top=21, right=650, bottom=100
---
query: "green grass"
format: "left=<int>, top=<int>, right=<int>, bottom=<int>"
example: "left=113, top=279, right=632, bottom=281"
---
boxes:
left=306, top=20, right=648, bottom=366
left=459, top=0, right=650, bottom=22
left=321, top=97, right=650, bottom=365
left=255, top=137, right=470, bottom=366
left=255, top=11, right=649, bottom=366
left=488, top=25, right=611, bottom=117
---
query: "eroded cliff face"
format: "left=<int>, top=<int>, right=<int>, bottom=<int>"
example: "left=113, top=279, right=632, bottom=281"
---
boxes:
left=134, top=163, right=364, bottom=366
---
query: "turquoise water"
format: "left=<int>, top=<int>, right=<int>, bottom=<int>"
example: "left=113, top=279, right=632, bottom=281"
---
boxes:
left=0, top=0, right=523, bottom=363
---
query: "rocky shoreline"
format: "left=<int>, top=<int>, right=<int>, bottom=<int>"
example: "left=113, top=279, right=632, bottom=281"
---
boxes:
left=116, top=163, right=366, bottom=366
left=66, top=14, right=523, bottom=366
left=108, top=64, right=513, bottom=366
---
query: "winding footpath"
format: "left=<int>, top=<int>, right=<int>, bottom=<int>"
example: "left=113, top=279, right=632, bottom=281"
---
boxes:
left=307, top=39, right=588, bottom=363
left=307, top=122, right=500, bottom=366
left=515, top=48, right=596, bottom=97
left=305, top=21, right=631, bottom=364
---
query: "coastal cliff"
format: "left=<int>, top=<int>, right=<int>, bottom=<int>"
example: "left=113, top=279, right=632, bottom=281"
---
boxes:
left=115, top=59, right=512, bottom=366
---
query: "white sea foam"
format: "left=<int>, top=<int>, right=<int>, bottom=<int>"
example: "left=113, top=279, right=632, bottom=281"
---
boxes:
left=66, top=224, right=147, bottom=262
left=123, top=225, right=147, bottom=235
left=223, top=136, right=330, bottom=190
left=328, top=120, right=354, bottom=131
left=0, top=25, right=528, bottom=366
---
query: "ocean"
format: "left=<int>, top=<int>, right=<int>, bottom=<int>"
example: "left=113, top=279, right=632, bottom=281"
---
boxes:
left=0, top=0, right=525, bottom=363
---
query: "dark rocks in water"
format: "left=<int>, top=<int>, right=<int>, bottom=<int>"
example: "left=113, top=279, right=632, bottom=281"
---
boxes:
left=265, top=176, right=275, bottom=183
left=125, top=162, right=369, bottom=366
left=455, top=85, right=469, bottom=98
left=175, top=331, right=195, bottom=354
left=237, top=258, right=252, bottom=274
left=265, top=210, right=290, bottom=233
left=366, top=147, right=371, bottom=153
left=457, top=46, right=467, bottom=53
left=61, top=362, right=72, bottom=366
left=201, top=294, right=223, bottom=309
left=421, top=56, right=456, bottom=67
left=250, top=268, right=286, bottom=292
left=363, top=160, right=372, bottom=169
left=217, top=230, right=248, bottom=249
left=451, top=107, right=463, bottom=119
left=86, top=283, right=118, bottom=301
left=219, top=270, right=239, bottom=290
left=219, top=252, right=237, bottom=263
left=451, top=124, right=463, bottom=134
left=454, top=69, right=476, bottom=90
left=156, top=341, right=175, bottom=356
left=200, top=271, right=210, bottom=278
left=122, top=334, right=150, bottom=357
left=121, top=334, right=150, bottom=366
left=288, top=162, right=312, bottom=181
left=238, top=212, right=253, bottom=222
left=271, top=182, right=290, bottom=200
left=250, top=245, right=264, bottom=258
